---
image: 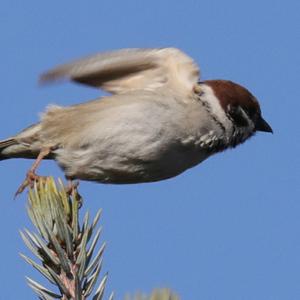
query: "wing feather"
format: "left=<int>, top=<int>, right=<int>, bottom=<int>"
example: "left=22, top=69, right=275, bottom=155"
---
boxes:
left=40, top=48, right=200, bottom=95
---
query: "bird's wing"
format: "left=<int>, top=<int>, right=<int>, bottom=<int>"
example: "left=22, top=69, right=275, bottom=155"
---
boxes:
left=40, top=48, right=200, bottom=95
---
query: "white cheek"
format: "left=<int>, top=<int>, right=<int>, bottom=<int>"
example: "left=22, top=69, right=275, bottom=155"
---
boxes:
left=200, top=85, right=232, bottom=131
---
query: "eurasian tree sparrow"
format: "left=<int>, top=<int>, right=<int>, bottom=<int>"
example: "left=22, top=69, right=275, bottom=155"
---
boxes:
left=0, top=48, right=272, bottom=192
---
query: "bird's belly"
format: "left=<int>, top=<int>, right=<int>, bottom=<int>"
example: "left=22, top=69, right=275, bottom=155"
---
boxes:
left=55, top=144, right=209, bottom=184
left=52, top=99, right=212, bottom=184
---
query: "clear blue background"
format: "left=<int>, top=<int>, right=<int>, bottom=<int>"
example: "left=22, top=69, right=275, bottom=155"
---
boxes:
left=0, top=1, right=299, bottom=299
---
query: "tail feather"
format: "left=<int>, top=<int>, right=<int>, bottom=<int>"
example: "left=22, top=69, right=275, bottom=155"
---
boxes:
left=0, top=138, right=17, bottom=160
left=0, top=123, right=42, bottom=160
left=0, top=137, right=36, bottom=160
left=0, top=138, right=17, bottom=149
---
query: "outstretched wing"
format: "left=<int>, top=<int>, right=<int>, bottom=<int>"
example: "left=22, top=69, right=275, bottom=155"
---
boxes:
left=40, top=48, right=200, bottom=95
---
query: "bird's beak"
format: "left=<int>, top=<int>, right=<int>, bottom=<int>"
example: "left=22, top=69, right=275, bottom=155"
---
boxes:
left=255, top=116, right=273, bottom=133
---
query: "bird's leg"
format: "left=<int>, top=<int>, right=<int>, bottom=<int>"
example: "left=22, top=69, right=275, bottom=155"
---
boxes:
left=29, top=148, right=51, bottom=174
left=65, top=179, right=79, bottom=195
left=15, top=147, right=51, bottom=197
left=65, top=179, right=83, bottom=208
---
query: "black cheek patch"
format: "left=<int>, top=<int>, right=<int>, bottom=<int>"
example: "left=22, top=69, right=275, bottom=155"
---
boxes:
left=228, top=105, right=249, bottom=127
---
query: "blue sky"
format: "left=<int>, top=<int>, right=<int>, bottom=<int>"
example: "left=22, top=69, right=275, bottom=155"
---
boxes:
left=0, top=0, right=299, bottom=299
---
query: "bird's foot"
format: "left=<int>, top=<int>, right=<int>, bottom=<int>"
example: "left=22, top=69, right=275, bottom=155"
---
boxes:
left=65, top=180, right=83, bottom=208
left=15, top=170, right=47, bottom=198
left=65, top=180, right=79, bottom=195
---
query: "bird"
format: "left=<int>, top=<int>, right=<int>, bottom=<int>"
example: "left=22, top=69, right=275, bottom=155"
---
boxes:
left=0, top=48, right=272, bottom=194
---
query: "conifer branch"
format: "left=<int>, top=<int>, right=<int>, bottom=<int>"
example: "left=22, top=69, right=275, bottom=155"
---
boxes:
left=19, top=177, right=180, bottom=300
left=20, top=177, right=111, bottom=300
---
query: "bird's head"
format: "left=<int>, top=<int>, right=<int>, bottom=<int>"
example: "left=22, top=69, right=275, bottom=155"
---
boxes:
left=196, top=79, right=272, bottom=150
left=202, top=79, right=272, bottom=133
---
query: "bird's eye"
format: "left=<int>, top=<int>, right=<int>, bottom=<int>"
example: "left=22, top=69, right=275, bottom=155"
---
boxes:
left=243, top=107, right=256, bottom=118
left=227, top=105, right=249, bottom=127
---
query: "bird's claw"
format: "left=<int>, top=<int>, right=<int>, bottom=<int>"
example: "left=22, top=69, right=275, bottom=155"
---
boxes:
left=65, top=180, right=83, bottom=208
left=15, top=171, right=47, bottom=198
left=65, top=180, right=79, bottom=195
